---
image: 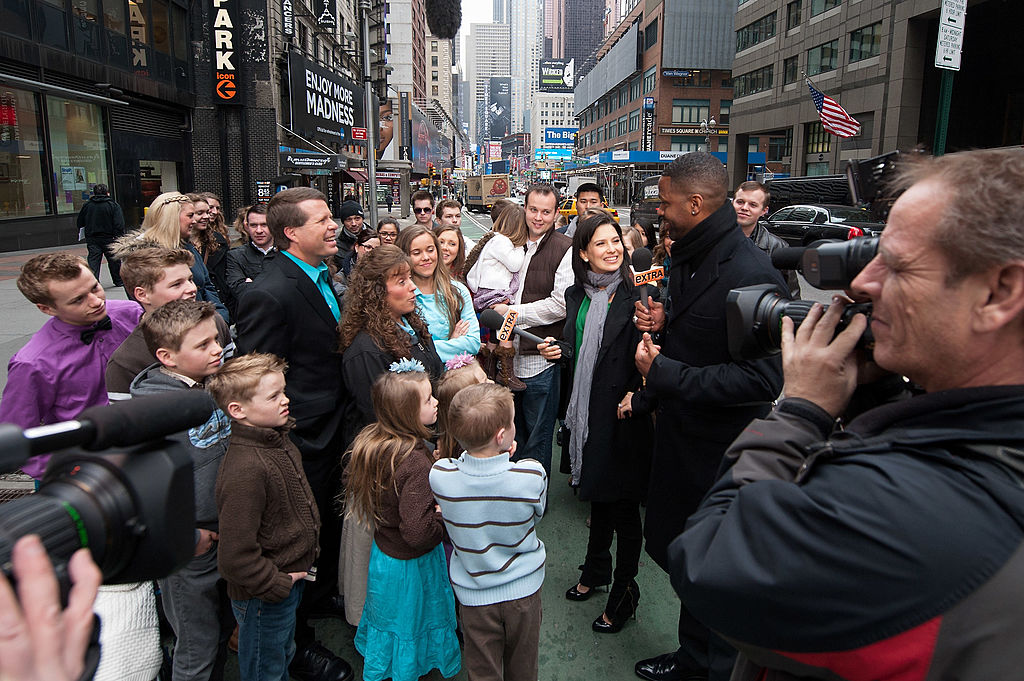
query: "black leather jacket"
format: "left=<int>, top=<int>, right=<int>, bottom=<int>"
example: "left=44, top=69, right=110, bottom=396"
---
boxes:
left=750, top=221, right=800, bottom=297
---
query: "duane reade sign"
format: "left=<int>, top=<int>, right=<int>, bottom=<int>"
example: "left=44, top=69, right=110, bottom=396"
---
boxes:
left=288, top=52, right=365, bottom=143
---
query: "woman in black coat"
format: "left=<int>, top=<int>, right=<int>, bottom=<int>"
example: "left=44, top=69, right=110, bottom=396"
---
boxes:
left=339, top=244, right=443, bottom=445
left=539, top=210, right=653, bottom=634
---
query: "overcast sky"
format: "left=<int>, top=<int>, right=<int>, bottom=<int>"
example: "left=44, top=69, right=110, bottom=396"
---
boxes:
left=458, top=3, right=495, bottom=74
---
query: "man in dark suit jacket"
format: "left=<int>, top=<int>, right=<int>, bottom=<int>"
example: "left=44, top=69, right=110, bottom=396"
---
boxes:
left=235, top=187, right=353, bottom=681
left=632, top=153, right=785, bottom=681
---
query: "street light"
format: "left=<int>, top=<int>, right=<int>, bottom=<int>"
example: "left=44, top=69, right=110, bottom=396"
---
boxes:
left=700, top=116, right=718, bottom=152
left=360, top=0, right=378, bottom=227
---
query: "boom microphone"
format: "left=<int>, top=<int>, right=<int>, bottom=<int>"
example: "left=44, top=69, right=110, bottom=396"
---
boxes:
left=425, top=0, right=462, bottom=39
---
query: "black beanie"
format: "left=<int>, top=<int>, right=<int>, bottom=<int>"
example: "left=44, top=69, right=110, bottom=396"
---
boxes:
left=339, top=201, right=364, bottom=220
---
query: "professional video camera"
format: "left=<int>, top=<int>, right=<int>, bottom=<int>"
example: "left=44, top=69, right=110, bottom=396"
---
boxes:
left=726, top=237, right=878, bottom=360
left=0, top=391, right=215, bottom=588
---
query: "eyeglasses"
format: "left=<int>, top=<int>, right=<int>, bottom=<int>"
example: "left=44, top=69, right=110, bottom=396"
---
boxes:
left=379, top=231, right=397, bottom=241
left=413, top=207, right=433, bottom=214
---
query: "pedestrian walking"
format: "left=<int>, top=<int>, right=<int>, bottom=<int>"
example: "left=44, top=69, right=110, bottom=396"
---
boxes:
left=78, top=184, right=126, bottom=287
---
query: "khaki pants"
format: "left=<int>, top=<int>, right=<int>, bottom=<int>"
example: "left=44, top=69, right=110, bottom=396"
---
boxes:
left=459, top=590, right=542, bottom=681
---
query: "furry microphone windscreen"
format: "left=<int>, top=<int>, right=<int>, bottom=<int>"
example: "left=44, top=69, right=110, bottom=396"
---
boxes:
left=425, top=0, right=461, bottom=39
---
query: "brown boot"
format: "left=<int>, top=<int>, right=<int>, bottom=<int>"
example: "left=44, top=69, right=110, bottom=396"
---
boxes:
left=494, top=345, right=527, bottom=392
left=477, top=346, right=497, bottom=381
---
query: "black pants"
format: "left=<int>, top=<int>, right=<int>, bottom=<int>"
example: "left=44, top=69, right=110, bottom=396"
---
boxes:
left=294, top=454, right=343, bottom=646
left=579, top=498, right=643, bottom=589
left=86, top=236, right=122, bottom=286
left=675, top=600, right=737, bottom=681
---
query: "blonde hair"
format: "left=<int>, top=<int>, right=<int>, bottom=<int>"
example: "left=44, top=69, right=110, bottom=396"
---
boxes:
left=344, top=370, right=433, bottom=525
left=207, top=353, right=288, bottom=412
left=435, top=359, right=485, bottom=458
left=448, top=383, right=514, bottom=452
left=140, top=299, right=216, bottom=355
left=141, top=192, right=193, bottom=249
left=17, top=253, right=89, bottom=305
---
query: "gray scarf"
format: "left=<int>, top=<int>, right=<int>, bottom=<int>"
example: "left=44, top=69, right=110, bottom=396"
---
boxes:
left=565, top=269, right=622, bottom=487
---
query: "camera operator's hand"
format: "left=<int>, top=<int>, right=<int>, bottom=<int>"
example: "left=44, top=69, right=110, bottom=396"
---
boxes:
left=194, top=529, right=219, bottom=557
left=537, top=337, right=562, bottom=361
left=781, top=298, right=868, bottom=418
left=633, top=296, right=665, bottom=334
left=0, top=535, right=101, bottom=681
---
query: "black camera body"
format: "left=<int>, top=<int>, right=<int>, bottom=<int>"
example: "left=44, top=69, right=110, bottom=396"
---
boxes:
left=726, top=237, right=878, bottom=360
left=0, top=392, right=213, bottom=586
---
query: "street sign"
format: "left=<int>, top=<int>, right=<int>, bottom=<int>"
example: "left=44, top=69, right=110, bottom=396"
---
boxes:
left=352, top=127, right=367, bottom=140
left=934, top=0, right=966, bottom=71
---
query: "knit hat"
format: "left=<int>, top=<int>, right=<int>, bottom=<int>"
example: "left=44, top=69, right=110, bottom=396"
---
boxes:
left=339, top=201, right=364, bottom=220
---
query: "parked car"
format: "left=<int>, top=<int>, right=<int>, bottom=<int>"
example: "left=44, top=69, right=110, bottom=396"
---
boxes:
left=557, top=197, right=620, bottom=222
left=766, top=204, right=885, bottom=246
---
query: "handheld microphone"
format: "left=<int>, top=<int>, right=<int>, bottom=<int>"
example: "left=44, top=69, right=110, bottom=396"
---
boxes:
left=630, top=247, right=662, bottom=309
left=0, top=392, right=217, bottom=471
left=479, top=308, right=571, bottom=359
left=425, top=0, right=462, bottom=39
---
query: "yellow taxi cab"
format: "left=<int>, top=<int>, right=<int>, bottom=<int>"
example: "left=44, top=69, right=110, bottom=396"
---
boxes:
left=557, top=198, right=620, bottom=223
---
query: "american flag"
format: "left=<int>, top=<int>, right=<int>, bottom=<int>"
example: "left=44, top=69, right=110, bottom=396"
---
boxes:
left=806, top=80, right=861, bottom=138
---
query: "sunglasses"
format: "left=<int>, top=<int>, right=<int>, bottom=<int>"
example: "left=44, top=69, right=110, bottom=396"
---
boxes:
left=413, top=207, right=433, bottom=214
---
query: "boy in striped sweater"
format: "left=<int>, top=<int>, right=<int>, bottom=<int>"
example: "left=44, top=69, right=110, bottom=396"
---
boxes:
left=430, top=383, right=548, bottom=681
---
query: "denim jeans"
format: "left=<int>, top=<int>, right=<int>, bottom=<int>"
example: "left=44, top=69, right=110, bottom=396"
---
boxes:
left=232, top=581, right=304, bottom=681
left=513, top=363, right=560, bottom=474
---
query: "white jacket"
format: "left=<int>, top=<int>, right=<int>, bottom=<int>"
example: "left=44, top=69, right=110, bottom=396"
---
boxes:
left=466, top=233, right=525, bottom=292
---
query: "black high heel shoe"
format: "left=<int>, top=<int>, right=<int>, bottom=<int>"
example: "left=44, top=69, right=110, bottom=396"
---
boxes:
left=591, top=580, right=640, bottom=633
left=565, top=582, right=607, bottom=602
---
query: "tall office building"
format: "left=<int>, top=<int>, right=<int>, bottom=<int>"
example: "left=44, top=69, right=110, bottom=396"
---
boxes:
left=510, top=0, right=545, bottom=140
left=465, top=23, right=511, bottom=146
left=544, top=0, right=564, bottom=58
left=494, top=0, right=511, bottom=23
left=563, top=0, right=605, bottom=79
left=387, top=0, right=429, bottom=106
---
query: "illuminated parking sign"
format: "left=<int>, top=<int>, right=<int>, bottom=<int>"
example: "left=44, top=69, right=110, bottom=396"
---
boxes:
left=212, top=0, right=241, bottom=104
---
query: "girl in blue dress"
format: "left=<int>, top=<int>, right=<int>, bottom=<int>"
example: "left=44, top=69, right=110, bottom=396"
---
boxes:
left=345, top=360, right=461, bottom=681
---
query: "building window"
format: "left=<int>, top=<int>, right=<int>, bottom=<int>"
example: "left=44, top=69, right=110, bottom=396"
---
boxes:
left=810, top=0, right=840, bottom=16
left=431, top=55, right=438, bottom=66
left=783, top=55, right=799, bottom=84
left=619, top=86, right=628, bottom=108
left=849, top=21, right=882, bottom=62
left=672, top=99, right=710, bottom=124
left=642, top=66, right=656, bottom=93
left=630, top=76, right=641, bottom=100
left=432, top=70, right=438, bottom=81
left=432, top=86, right=439, bottom=95
left=645, top=18, right=658, bottom=50
left=670, top=136, right=704, bottom=152
left=607, top=120, right=615, bottom=138
left=618, top=114, right=627, bottom=136
left=768, top=129, right=793, bottom=160
left=47, top=96, right=112, bottom=215
left=431, top=40, right=438, bottom=50
left=736, top=12, right=776, bottom=52
left=680, top=71, right=712, bottom=87
left=0, top=88, right=49, bottom=219
left=786, top=0, right=801, bottom=30
left=805, top=121, right=831, bottom=154
left=629, top=109, right=640, bottom=132
left=807, top=161, right=831, bottom=175
left=807, top=39, right=839, bottom=75
left=734, top=65, right=773, bottom=97
left=748, top=137, right=760, bottom=153
left=718, top=100, right=731, bottom=125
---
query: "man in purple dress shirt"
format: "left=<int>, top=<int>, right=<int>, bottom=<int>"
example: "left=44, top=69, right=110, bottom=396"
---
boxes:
left=0, top=252, right=142, bottom=479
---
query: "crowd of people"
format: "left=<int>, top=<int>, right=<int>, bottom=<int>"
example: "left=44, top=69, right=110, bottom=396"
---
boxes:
left=2, top=147, right=1024, bottom=681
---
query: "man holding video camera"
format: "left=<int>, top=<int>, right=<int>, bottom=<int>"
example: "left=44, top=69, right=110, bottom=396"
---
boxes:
left=669, top=147, right=1024, bottom=680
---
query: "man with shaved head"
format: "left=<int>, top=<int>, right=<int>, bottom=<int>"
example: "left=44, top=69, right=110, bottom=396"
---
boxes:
left=632, top=152, right=787, bottom=681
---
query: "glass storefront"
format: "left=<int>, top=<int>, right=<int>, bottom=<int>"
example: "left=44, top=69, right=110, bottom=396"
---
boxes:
left=0, top=88, right=49, bottom=218
left=0, top=85, right=112, bottom=220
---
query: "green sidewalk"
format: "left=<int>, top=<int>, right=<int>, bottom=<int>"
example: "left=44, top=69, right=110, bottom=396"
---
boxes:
left=225, top=466, right=681, bottom=681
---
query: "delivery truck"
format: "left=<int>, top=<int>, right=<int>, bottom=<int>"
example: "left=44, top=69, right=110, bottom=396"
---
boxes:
left=466, top=174, right=511, bottom=212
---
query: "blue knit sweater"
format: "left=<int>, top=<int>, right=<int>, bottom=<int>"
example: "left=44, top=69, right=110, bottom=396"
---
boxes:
left=430, top=452, right=547, bottom=606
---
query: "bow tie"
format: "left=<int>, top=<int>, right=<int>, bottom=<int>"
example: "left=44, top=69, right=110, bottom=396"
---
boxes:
left=80, top=316, right=113, bottom=345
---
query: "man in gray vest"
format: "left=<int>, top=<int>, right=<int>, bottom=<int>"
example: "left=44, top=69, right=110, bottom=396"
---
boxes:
left=491, top=183, right=572, bottom=473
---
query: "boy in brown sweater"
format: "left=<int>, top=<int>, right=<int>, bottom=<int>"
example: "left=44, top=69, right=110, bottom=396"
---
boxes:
left=208, top=353, right=320, bottom=681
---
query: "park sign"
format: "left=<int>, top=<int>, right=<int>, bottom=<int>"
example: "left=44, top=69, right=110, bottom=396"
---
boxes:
left=212, top=0, right=241, bottom=104
left=288, top=52, right=365, bottom=144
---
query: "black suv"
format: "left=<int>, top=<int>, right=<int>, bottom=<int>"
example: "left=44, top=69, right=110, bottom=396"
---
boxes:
left=766, top=204, right=885, bottom=247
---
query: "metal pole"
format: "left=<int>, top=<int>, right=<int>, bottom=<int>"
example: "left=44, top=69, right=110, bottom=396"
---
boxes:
left=932, top=69, right=954, bottom=157
left=360, top=0, right=378, bottom=226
